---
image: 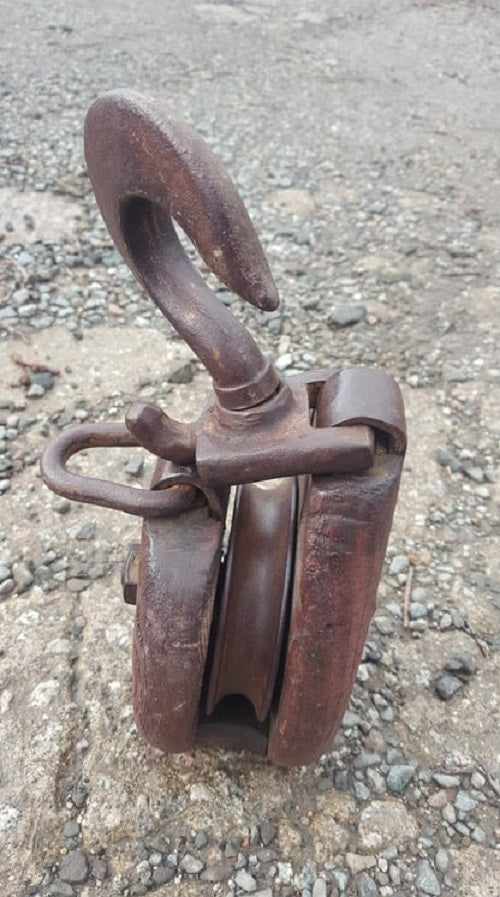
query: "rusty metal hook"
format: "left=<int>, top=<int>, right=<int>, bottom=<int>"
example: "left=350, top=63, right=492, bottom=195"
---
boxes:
left=84, top=89, right=281, bottom=412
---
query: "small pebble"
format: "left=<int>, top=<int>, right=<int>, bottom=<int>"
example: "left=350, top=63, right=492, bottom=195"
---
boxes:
left=434, top=848, right=448, bottom=872
left=47, top=882, right=75, bottom=897
left=332, top=868, right=349, bottom=891
left=125, top=455, right=144, bottom=477
left=180, top=854, right=204, bottom=874
left=415, top=858, right=441, bottom=895
left=194, top=830, right=209, bottom=849
left=388, top=555, right=409, bottom=575
left=31, top=370, right=55, bottom=391
left=432, top=774, right=460, bottom=788
left=386, top=765, right=416, bottom=793
left=152, top=866, right=175, bottom=885
left=168, top=362, right=194, bottom=384
left=434, top=673, right=463, bottom=700
left=235, top=869, right=258, bottom=892
left=471, top=826, right=485, bottom=843
left=12, top=561, right=33, bottom=592
left=260, top=821, right=277, bottom=846
left=445, top=652, right=475, bottom=676
left=454, top=791, right=477, bottom=813
left=63, top=820, right=80, bottom=839
left=356, top=871, right=379, bottom=897
left=59, top=848, right=89, bottom=885
left=53, top=499, right=71, bottom=514
left=200, top=865, right=233, bottom=882
left=27, top=383, right=45, bottom=398
left=312, top=879, right=328, bottom=897
left=329, top=305, right=366, bottom=327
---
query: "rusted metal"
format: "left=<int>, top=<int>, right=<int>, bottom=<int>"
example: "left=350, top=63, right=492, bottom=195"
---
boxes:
left=207, top=477, right=298, bottom=723
left=133, top=506, right=226, bottom=753
left=268, top=369, right=405, bottom=767
left=41, top=89, right=407, bottom=767
left=84, top=90, right=280, bottom=413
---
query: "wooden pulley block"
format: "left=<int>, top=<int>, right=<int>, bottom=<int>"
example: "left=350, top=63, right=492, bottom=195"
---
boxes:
left=40, top=90, right=406, bottom=767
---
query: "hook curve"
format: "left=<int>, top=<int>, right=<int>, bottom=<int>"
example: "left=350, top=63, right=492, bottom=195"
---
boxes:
left=84, top=89, right=281, bottom=410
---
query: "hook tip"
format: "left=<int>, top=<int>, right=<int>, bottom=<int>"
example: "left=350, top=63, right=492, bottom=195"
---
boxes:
left=245, top=278, right=280, bottom=313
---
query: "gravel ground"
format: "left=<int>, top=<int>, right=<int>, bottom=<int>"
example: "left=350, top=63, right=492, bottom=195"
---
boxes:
left=1, top=1, right=499, bottom=895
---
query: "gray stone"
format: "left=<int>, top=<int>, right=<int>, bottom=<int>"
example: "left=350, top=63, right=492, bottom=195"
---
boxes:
left=434, top=673, right=463, bottom=700
left=415, top=859, right=441, bottom=895
left=353, top=751, right=381, bottom=769
left=260, top=821, right=277, bottom=846
left=180, top=853, right=204, bottom=874
left=12, top=561, right=33, bottom=591
left=66, top=578, right=89, bottom=593
left=200, top=864, right=234, bottom=882
left=354, top=782, right=371, bottom=802
left=53, top=499, right=71, bottom=514
left=346, top=854, right=376, bottom=875
left=435, top=449, right=460, bottom=471
left=75, top=523, right=96, bottom=540
left=145, top=835, right=169, bottom=853
left=312, top=879, right=328, bottom=897
left=125, top=455, right=144, bottom=477
left=386, top=764, right=416, bottom=793
left=388, top=555, right=409, bottom=575
left=63, top=819, right=80, bottom=839
left=409, top=602, right=428, bottom=620
left=439, top=613, right=453, bottom=630
left=441, top=803, right=456, bottom=824
left=374, top=616, right=394, bottom=635
left=59, top=848, right=89, bottom=884
left=27, top=382, right=45, bottom=397
left=47, top=882, right=75, bottom=897
left=356, top=872, right=379, bottom=897
left=434, top=849, right=449, bottom=873
left=0, top=565, right=11, bottom=582
left=470, top=771, right=485, bottom=789
left=332, top=868, right=349, bottom=891
left=91, top=856, right=108, bottom=881
left=31, top=370, right=55, bottom=391
left=256, top=848, right=276, bottom=862
left=276, top=352, right=293, bottom=370
left=152, top=866, right=175, bottom=885
left=194, top=829, right=209, bottom=849
left=454, top=790, right=477, bottom=813
left=471, top=825, right=486, bottom=843
left=432, top=774, right=460, bottom=788
left=135, top=860, right=151, bottom=884
left=342, top=711, right=363, bottom=728
left=130, top=885, right=148, bottom=897
left=329, top=305, right=366, bottom=327
left=463, top=466, right=484, bottom=483
left=168, top=362, right=194, bottom=384
left=235, top=869, right=258, bottom=892
left=333, top=769, right=349, bottom=791
left=445, top=652, right=475, bottom=676
left=364, top=769, right=385, bottom=796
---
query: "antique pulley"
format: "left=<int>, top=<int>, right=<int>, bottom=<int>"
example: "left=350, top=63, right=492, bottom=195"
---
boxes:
left=41, top=90, right=406, bottom=767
